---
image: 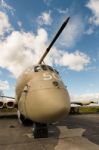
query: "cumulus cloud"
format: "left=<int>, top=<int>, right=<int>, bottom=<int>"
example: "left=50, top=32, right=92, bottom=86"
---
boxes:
left=45, top=49, right=90, bottom=71
left=60, top=16, right=85, bottom=48
left=0, top=28, right=90, bottom=77
left=37, top=11, right=52, bottom=26
left=86, top=0, right=99, bottom=26
left=0, top=80, right=10, bottom=90
left=59, top=51, right=90, bottom=71
left=0, top=11, right=12, bottom=36
left=0, top=11, right=90, bottom=77
left=0, top=29, right=48, bottom=77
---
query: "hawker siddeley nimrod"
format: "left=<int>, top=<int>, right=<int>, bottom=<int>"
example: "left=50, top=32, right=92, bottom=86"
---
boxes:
left=2, top=17, right=71, bottom=138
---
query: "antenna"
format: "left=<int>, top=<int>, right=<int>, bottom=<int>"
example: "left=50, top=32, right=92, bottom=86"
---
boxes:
left=38, top=17, right=70, bottom=64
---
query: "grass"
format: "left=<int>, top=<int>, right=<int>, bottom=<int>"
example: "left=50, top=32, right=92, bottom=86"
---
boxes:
left=1, top=107, right=99, bottom=114
left=0, top=108, right=17, bottom=112
left=79, top=107, right=99, bottom=113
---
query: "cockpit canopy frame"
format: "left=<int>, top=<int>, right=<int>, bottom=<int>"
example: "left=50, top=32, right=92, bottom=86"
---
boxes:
left=34, top=64, right=59, bottom=74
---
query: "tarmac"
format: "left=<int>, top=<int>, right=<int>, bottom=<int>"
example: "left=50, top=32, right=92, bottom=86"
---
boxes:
left=0, top=112, right=99, bottom=150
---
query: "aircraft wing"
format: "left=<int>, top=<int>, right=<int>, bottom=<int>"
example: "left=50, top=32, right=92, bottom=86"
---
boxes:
left=71, top=101, right=96, bottom=106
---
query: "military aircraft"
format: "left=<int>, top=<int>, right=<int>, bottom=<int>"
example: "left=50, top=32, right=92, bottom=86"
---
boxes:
left=70, top=100, right=98, bottom=114
left=71, top=100, right=95, bottom=106
left=15, top=17, right=70, bottom=138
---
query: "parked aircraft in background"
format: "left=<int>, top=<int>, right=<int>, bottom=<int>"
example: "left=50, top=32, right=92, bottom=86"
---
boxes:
left=0, top=96, right=16, bottom=109
left=70, top=100, right=99, bottom=114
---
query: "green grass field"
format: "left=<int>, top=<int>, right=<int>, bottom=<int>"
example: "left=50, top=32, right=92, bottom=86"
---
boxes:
left=1, top=107, right=99, bottom=114
left=79, top=107, right=99, bottom=113
left=0, top=108, right=17, bottom=112
left=70, top=106, right=99, bottom=114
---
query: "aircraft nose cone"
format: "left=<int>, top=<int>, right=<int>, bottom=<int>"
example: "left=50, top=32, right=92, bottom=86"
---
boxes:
left=26, top=88, right=70, bottom=123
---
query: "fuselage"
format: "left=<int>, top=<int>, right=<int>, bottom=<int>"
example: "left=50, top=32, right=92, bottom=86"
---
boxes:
left=16, top=64, right=70, bottom=123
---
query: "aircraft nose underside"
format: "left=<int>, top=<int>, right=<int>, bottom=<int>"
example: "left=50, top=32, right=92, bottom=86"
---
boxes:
left=23, top=80, right=70, bottom=123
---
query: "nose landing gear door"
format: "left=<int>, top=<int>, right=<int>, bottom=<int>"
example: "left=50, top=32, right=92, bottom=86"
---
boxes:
left=18, top=85, right=29, bottom=117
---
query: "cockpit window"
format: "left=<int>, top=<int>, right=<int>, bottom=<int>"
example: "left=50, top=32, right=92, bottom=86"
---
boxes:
left=48, top=66, right=54, bottom=72
left=41, top=65, right=47, bottom=71
left=34, top=65, right=59, bottom=74
left=42, top=65, right=54, bottom=72
left=34, top=66, right=42, bottom=72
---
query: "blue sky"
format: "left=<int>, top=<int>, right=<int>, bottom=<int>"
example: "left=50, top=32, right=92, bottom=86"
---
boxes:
left=0, top=0, right=99, bottom=101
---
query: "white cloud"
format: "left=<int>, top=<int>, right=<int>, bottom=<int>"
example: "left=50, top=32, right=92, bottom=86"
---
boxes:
left=43, top=45, right=90, bottom=71
left=43, top=46, right=90, bottom=71
left=56, top=8, right=69, bottom=14
left=17, top=21, right=22, bottom=28
left=0, top=28, right=90, bottom=77
left=86, top=0, right=99, bottom=26
left=0, top=0, right=12, bottom=9
left=0, top=0, right=15, bottom=15
left=37, top=11, right=52, bottom=26
left=85, top=27, right=94, bottom=35
left=59, top=51, right=90, bottom=71
left=0, top=11, right=90, bottom=77
left=0, top=80, right=10, bottom=90
left=60, top=16, right=85, bottom=48
left=0, top=29, right=48, bottom=77
left=71, top=93, right=99, bottom=102
left=0, top=11, right=12, bottom=36
left=0, top=29, right=90, bottom=77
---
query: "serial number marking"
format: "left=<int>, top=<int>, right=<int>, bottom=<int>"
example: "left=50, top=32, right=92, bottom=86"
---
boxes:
left=43, top=73, right=61, bottom=81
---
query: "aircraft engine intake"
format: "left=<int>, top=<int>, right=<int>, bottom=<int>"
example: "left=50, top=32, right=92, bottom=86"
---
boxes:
left=6, top=101, right=15, bottom=109
left=0, top=100, right=4, bottom=109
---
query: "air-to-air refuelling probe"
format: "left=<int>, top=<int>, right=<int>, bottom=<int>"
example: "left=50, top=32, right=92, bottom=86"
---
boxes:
left=15, top=17, right=70, bottom=138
